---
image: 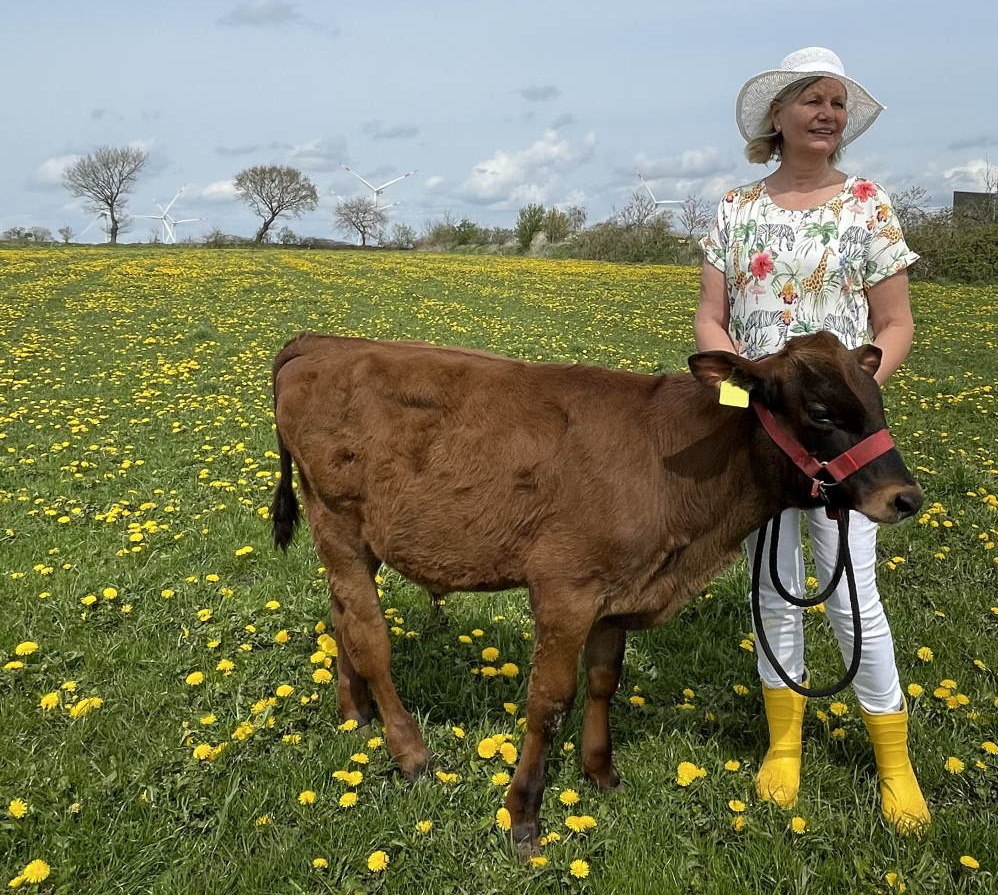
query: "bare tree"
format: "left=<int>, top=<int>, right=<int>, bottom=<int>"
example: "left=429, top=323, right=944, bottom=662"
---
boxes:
left=233, top=165, right=319, bottom=244
left=892, top=185, right=930, bottom=230
left=334, top=197, right=387, bottom=246
left=63, top=145, right=148, bottom=244
left=58, top=226, right=74, bottom=244
left=565, top=204, right=588, bottom=232
left=613, top=191, right=664, bottom=229
left=678, top=194, right=711, bottom=238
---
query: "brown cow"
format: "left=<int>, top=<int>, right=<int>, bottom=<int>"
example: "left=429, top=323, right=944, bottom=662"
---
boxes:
left=270, top=330, right=921, bottom=852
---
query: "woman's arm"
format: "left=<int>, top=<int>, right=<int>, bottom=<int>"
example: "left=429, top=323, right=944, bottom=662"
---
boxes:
left=867, top=270, right=915, bottom=386
left=694, top=263, right=736, bottom=353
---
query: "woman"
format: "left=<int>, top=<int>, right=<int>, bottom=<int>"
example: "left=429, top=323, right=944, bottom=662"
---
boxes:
left=696, top=47, right=929, bottom=833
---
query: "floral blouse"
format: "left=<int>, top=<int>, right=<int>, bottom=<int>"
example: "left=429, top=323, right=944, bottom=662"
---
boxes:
left=700, top=176, right=919, bottom=359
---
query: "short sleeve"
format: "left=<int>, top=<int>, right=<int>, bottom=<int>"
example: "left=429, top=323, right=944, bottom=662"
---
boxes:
left=699, top=197, right=730, bottom=272
left=864, top=185, right=919, bottom=287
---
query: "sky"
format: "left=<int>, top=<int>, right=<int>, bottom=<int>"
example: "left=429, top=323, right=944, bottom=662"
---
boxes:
left=4, top=0, right=997, bottom=243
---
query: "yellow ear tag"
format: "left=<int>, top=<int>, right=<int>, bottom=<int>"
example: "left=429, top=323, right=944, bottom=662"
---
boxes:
left=719, top=379, right=750, bottom=408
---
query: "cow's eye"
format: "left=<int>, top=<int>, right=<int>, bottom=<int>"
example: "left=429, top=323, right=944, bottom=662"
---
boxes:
left=807, top=404, right=834, bottom=426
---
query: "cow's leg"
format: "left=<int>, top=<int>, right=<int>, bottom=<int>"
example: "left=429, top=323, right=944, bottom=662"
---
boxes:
left=505, top=591, right=597, bottom=855
left=581, top=619, right=626, bottom=790
left=329, top=599, right=374, bottom=726
left=306, top=504, right=431, bottom=779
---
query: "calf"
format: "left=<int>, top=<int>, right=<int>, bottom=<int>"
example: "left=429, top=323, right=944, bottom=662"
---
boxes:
left=270, top=331, right=921, bottom=851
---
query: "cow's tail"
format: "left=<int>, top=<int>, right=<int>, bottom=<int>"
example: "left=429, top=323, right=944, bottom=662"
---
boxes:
left=270, top=336, right=309, bottom=551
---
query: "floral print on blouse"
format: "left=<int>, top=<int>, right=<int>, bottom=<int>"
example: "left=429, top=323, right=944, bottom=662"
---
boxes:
left=700, top=176, right=918, bottom=360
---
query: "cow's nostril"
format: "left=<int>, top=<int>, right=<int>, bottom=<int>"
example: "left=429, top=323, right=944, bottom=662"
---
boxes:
left=894, top=488, right=923, bottom=519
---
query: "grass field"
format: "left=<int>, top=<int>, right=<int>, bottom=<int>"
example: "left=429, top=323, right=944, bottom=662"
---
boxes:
left=1, top=247, right=996, bottom=894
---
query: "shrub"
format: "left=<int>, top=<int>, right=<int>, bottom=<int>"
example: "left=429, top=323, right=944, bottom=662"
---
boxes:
left=515, top=204, right=545, bottom=251
left=906, top=213, right=998, bottom=284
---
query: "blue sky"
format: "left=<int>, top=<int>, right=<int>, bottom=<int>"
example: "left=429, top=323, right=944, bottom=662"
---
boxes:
left=4, top=0, right=996, bottom=243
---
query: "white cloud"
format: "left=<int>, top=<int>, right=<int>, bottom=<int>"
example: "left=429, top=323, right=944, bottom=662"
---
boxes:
left=424, top=176, right=444, bottom=189
left=462, top=130, right=596, bottom=206
left=198, top=180, right=239, bottom=201
left=942, top=158, right=996, bottom=190
left=634, top=147, right=733, bottom=180
left=35, top=155, right=80, bottom=185
left=219, top=1, right=303, bottom=26
left=288, top=137, right=348, bottom=172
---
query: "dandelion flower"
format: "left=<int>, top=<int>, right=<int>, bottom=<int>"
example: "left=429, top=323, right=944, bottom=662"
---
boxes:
left=350, top=752, right=368, bottom=764
left=829, top=702, right=848, bottom=716
left=676, top=761, right=707, bottom=786
left=885, top=871, right=906, bottom=890
left=255, top=815, right=271, bottom=826
left=529, top=856, right=548, bottom=868
left=338, top=719, right=358, bottom=732
left=565, top=815, right=597, bottom=833
left=312, top=668, right=333, bottom=684
left=499, top=742, right=518, bottom=764
left=185, top=671, right=204, bottom=686
left=982, top=741, right=998, bottom=755
left=731, top=815, right=747, bottom=831
left=569, top=860, right=590, bottom=879
left=367, top=736, right=383, bottom=749
left=39, top=692, right=60, bottom=711
left=495, top=807, right=511, bottom=830
left=68, top=696, right=103, bottom=718
left=275, top=685, right=294, bottom=698
left=14, top=642, right=39, bottom=657
left=7, top=799, right=28, bottom=819
left=415, top=820, right=433, bottom=834
left=274, top=630, right=290, bottom=644
left=435, top=771, right=459, bottom=784
left=959, top=855, right=979, bottom=870
left=490, top=771, right=510, bottom=786
left=102, top=587, right=118, bottom=600
left=367, top=850, right=389, bottom=872
left=298, top=790, right=317, bottom=805
left=629, top=695, right=646, bottom=706
left=790, top=816, right=807, bottom=834
left=732, top=684, right=749, bottom=696
left=907, top=683, right=924, bottom=698
left=452, top=726, right=465, bottom=738
left=724, top=760, right=741, bottom=771
left=916, top=647, right=934, bottom=662
left=477, top=738, right=499, bottom=759
left=338, top=792, right=358, bottom=808
left=312, top=858, right=328, bottom=869
left=727, top=800, right=745, bottom=813
left=559, top=789, right=580, bottom=805
left=944, top=756, right=965, bottom=773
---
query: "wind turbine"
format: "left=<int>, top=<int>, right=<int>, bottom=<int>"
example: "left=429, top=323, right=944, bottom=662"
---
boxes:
left=339, top=164, right=416, bottom=209
left=136, top=186, right=202, bottom=243
left=79, top=210, right=113, bottom=243
left=636, top=170, right=683, bottom=216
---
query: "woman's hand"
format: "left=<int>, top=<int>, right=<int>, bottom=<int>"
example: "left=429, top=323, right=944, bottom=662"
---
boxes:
left=695, top=263, right=737, bottom=353
left=867, top=271, right=915, bottom=386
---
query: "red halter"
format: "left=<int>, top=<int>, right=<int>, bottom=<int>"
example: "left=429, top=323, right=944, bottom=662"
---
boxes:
left=752, top=402, right=896, bottom=500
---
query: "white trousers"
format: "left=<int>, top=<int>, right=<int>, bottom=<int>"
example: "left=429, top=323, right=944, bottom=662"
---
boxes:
left=745, top=507, right=903, bottom=714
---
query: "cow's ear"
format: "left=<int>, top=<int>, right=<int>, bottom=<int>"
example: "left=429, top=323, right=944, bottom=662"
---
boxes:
left=688, top=351, right=763, bottom=391
left=850, top=344, right=882, bottom=378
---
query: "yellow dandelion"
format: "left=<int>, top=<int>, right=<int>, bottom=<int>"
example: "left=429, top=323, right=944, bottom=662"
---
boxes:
left=367, top=850, right=389, bottom=872
left=7, top=799, right=28, bottom=819
left=569, top=859, right=590, bottom=879
left=481, top=647, right=500, bottom=661
left=727, top=800, right=746, bottom=813
left=185, top=671, right=204, bottom=686
left=298, top=790, right=317, bottom=805
left=944, top=756, right=965, bottom=774
left=477, top=738, right=499, bottom=759
left=39, top=691, right=60, bottom=711
left=491, top=771, right=510, bottom=786
left=724, top=760, right=741, bottom=771
left=415, top=820, right=433, bottom=834
left=312, top=857, right=328, bottom=869
left=559, top=789, right=580, bottom=805
left=19, top=860, right=51, bottom=884
left=676, top=761, right=707, bottom=786
left=338, top=719, right=358, bottom=731
left=499, top=742, right=518, bottom=764
left=982, top=741, right=998, bottom=755
left=916, top=646, right=934, bottom=662
left=452, top=726, right=465, bottom=738
left=907, top=683, right=924, bottom=698
left=255, top=814, right=271, bottom=826
left=312, top=668, right=333, bottom=684
left=790, top=816, right=807, bottom=834
left=14, top=641, right=39, bottom=656
left=529, top=856, right=549, bottom=868
left=338, top=792, right=358, bottom=808
left=731, top=815, right=747, bottom=831
left=68, top=696, right=103, bottom=718
left=495, top=807, right=511, bottom=831
left=959, top=855, right=979, bottom=870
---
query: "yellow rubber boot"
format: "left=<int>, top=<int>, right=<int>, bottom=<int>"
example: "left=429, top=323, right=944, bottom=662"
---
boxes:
left=861, top=702, right=931, bottom=833
left=756, top=684, right=807, bottom=807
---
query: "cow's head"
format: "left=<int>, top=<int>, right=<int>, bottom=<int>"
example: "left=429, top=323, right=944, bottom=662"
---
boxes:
left=689, top=332, right=923, bottom=523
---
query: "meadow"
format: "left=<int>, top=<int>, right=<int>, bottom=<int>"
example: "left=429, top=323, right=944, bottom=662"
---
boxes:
left=1, top=246, right=995, bottom=894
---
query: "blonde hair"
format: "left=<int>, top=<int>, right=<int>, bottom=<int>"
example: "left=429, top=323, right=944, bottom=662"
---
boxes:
left=744, top=76, right=844, bottom=165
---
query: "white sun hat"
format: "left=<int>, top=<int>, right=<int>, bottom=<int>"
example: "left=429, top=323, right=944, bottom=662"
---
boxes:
left=736, top=47, right=885, bottom=147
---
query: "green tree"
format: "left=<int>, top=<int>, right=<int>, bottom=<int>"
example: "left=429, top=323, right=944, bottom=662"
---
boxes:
left=515, top=203, right=545, bottom=251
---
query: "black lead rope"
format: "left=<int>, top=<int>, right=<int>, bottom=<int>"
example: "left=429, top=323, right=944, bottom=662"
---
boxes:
left=750, top=510, right=863, bottom=698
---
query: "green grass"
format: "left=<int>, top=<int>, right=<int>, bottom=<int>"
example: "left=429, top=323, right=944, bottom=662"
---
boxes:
left=1, top=247, right=996, bottom=894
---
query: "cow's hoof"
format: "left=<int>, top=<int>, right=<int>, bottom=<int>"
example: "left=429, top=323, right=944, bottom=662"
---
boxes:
left=399, top=751, right=433, bottom=781
left=513, top=832, right=540, bottom=861
left=585, top=765, right=622, bottom=791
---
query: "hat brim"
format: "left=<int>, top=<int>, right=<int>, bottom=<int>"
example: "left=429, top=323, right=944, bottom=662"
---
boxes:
left=736, top=70, right=885, bottom=147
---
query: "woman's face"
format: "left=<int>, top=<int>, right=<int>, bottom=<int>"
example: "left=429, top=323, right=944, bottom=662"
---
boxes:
left=773, top=77, right=848, bottom=160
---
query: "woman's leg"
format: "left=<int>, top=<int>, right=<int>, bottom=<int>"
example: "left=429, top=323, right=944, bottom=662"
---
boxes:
left=807, top=509, right=929, bottom=832
left=746, top=508, right=807, bottom=806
